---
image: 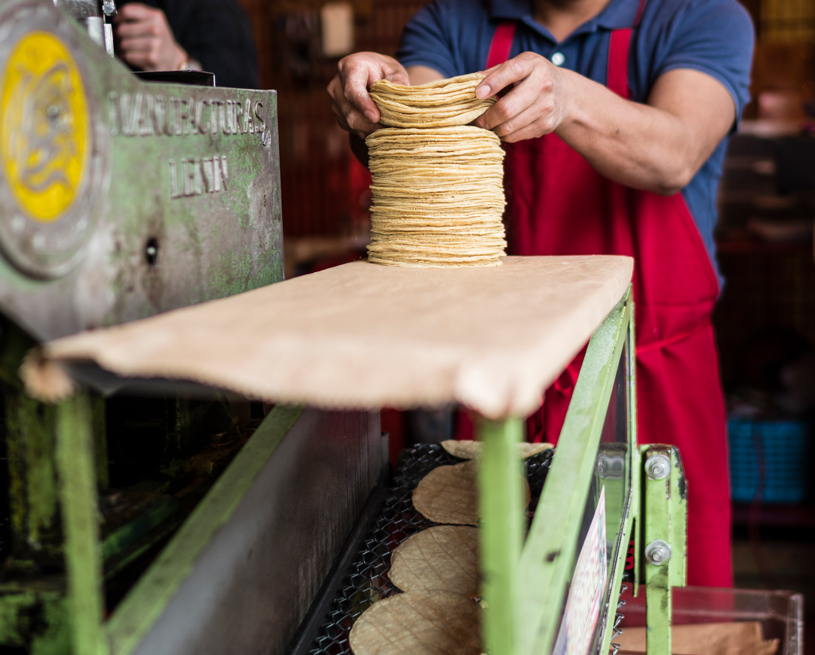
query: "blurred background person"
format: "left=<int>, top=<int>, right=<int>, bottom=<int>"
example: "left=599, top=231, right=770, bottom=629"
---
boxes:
left=113, top=0, right=259, bottom=89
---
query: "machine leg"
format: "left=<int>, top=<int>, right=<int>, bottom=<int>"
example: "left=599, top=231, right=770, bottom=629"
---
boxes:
left=56, top=394, right=107, bottom=655
left=476, top=416, right=524, bottom=655
left=642, top=445, right=687, bottom=655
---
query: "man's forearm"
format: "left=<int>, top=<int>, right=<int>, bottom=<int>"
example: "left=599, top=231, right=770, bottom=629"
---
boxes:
left=555, top=69, right=734, bottom=196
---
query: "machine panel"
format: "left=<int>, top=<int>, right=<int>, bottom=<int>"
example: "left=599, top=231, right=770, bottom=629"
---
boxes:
left=126, top=409, right=382, bottom=655
left=0, top=0, right=283, bottom=340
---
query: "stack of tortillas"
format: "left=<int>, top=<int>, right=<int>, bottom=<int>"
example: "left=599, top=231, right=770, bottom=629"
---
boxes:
left=365, top=73, right=507, bottom=268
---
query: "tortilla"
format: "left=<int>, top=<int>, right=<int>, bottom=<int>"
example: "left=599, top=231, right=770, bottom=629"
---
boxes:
left=389, top=526, right=480, bottom=596
left=370, top=74, right=495, bottom=128
left=441, top=440, right=554, bottom=460
left=349, top=591, right=482, bottom=655
left=412, top=461, right=530, bottom=525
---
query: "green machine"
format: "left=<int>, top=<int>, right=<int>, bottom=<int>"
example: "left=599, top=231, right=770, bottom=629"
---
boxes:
left=0, top=1, right=381, bottom=653
left=0, top=1, right=688, bottom=653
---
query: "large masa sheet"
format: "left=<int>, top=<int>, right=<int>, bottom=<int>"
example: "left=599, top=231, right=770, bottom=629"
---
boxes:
left=23, top=256, right=633, bottom=419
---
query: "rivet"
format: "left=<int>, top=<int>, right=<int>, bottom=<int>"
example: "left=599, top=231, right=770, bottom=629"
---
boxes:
left=645, top=453, right=670, bottom=480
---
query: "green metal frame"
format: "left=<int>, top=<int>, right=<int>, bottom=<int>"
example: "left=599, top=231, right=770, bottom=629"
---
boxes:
left=475, top=288, right=687, bottom=655
left=642, top=445, right=687, bottom=655
left=0, top=287, right=690, bottom=654
left=0, top=389, right=305, bottom=655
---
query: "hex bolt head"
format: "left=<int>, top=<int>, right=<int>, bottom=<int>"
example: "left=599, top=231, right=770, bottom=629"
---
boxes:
left=645, top=453, right=671, bottom=480
left=645, top=540, right=672, bottom=565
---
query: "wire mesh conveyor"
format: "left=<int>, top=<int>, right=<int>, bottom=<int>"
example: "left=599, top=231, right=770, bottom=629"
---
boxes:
left=303, top=443, right=555, bottom=655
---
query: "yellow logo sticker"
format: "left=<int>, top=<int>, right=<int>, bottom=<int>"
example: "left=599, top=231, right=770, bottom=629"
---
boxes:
left=0, top=32, right=88, bottom=223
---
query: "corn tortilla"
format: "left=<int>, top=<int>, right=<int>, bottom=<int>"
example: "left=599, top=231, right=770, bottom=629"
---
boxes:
left=389, top=526, right=480, bottom=596
left=348, top=591, right=481, bottom=655
left=412, top=461, right=530, bottom=525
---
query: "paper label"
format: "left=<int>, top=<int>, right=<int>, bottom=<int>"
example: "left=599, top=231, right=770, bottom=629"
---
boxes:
left=553, top=487, right=608, bottom=655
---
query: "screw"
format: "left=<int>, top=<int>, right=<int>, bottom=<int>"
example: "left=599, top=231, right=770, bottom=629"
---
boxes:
left=645, top=540, right=672, bottom=565
left=645, top=453, right=670, bottom=480
left=145, top=237, right=159, bottom=266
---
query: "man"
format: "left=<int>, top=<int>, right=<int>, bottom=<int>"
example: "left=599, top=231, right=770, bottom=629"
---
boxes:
left=113, top=0, right=258, bottom=89
left=328, top=0, right=754, bottom=587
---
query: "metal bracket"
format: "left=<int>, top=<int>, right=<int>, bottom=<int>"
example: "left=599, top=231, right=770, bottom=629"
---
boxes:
left=641, top=445, right=687, bottom=655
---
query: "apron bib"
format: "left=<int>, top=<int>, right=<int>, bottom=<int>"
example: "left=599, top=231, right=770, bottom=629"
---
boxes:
left=459, top=8, right=732, bottom=586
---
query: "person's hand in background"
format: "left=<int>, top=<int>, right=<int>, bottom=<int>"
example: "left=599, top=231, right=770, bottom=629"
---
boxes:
left=113, top=3, right=189, bottom=71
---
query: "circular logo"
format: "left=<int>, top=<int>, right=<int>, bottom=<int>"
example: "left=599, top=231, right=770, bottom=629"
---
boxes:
left=0, top=31, right=88, bottom=223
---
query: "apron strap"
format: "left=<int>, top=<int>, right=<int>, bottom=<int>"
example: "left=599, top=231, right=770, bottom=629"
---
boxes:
left=608, top=0, right=647, bottom=99
left=607, top=29, right=632, bottom=98
left=486, top=22, right=517, bottom=69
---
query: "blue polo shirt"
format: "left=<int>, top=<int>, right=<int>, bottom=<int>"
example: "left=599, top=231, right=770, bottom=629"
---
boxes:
left=396, top=0, right=754, bottom=279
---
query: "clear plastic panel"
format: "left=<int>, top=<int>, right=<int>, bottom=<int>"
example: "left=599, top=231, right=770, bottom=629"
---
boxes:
left=619, top=586, right=804, bottom=655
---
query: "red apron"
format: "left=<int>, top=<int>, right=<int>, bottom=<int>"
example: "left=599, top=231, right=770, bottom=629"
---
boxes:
left=475, top=10, right=732, bottom=587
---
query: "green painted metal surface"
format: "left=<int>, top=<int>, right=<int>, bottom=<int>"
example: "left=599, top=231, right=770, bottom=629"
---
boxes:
left=55, top=394, right=107, bottom=655
left=669, top=452, right=688, bottom=589
left=475, top=416, right=524, bottom=655
left=596, top=307, right=638, bottom=655
left=642, top=445, right=687, bottom=655
left=0, top=582, right=71, bottom=654
left=0, top=0, right=284, bottom=342
left=105, top=405, right=303, bottom=655
left=6, top=393, right=61, bottom=564
left=517, top=295, right=631, bottom=655
left=627, top=303, right=643, bottom=597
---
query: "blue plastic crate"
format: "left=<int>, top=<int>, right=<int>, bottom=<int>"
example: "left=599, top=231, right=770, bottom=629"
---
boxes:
left=728, top=419, right=810, bottom=504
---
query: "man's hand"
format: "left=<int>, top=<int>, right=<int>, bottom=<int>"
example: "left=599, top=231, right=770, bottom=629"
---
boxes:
left=473, top=53, right=569, bottom=143
left=475, top=53, right=735, bottom=196
left=113, top=3, right=187, bottom=71
left=327, top=53, right=409, bottom=139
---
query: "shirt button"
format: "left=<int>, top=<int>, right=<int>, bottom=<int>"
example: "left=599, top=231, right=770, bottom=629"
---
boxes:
left=551, top=52, right=565, bottom=66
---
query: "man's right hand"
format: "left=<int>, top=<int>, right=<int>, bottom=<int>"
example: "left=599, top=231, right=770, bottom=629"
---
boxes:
left=327, top=53, right=409, bottom=139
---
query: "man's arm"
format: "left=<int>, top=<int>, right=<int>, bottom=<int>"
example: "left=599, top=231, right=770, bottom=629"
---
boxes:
left=474, top=55, right=736, bottom=195
left=113, top=3, right=190, bottom=71
left=407, top=65, right=445, bottom=86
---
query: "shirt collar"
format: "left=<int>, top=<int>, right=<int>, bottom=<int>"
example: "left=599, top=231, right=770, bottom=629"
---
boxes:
left=489, top=0, right=641, bottom=33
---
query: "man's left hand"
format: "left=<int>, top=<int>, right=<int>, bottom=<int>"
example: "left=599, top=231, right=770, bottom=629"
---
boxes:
left=473, top=53, right=570, bottom=143
left=113, top=3, right=187, bottom=71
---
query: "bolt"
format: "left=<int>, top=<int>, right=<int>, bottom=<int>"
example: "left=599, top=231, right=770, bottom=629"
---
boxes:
left=645, top=540, right=672, bottom=565
left=645, top=453, right=670, bottom=480
left=144, top=237, right=159, bottom=266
